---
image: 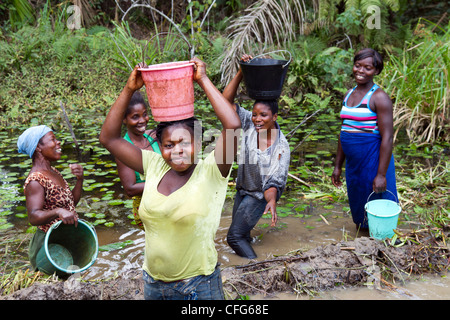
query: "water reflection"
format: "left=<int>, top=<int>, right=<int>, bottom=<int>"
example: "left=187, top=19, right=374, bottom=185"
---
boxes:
left=1, top=115, right=448, bottom=299
left=83, top=227, right=145, bottom=280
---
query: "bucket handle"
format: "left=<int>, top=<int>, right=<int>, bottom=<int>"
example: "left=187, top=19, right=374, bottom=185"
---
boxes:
left=243, top=50, right=292, bottom=68
left=50, top=220, right=63, bottom=230
left=366, top=189, right=399, bottom=205
left=143, top=32, right=193, bottom=66
left=49, top=218, right=95, bottom=230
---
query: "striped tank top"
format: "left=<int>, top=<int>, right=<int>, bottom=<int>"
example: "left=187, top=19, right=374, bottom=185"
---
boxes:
left=340, top=84, right=379, bottom=134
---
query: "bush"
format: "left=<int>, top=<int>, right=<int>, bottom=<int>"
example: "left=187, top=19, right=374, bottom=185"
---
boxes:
left=378, top=21, right=450, bottom=145
left=0, top=7, right=126, bottom=128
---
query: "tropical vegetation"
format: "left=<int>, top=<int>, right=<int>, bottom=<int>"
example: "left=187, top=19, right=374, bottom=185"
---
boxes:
left=0, top=0, right=448, bottom=296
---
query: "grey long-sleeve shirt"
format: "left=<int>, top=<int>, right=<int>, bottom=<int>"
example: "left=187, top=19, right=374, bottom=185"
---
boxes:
left=235, top=104, right=291, bottom=201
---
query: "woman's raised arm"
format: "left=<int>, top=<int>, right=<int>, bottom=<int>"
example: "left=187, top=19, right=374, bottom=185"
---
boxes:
left=191, top=58, right=241, bottom=177
left=99, top=65, right=145, bottom=174
left=222, top=54, right=252, bottom=105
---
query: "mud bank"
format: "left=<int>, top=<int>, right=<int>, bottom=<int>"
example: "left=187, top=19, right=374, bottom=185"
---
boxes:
left=222, top=231, right=450, bottom=299
left=2, top=229, right=448, bottom=300
left=1, top=269, right=144, bottom=300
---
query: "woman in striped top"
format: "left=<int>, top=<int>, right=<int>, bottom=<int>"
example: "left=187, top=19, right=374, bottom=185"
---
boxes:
left=332, top=48, right=398, bottom=230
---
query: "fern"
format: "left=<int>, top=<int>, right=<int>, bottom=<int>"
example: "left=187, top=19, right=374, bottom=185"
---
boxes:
left=315, top=0, right=400, bottom=50
left=317, top=0, right=400, bottom=18
left=5, top=0, right=35, bottom=30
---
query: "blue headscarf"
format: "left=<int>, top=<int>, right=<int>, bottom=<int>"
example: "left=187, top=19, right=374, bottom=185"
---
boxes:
left=17, top=125, right=53, bottom=158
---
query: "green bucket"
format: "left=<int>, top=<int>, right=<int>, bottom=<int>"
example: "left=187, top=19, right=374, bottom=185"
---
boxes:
left=36, top=219, right=98, bottom=277
left=365, top=190, right=401, bottom=240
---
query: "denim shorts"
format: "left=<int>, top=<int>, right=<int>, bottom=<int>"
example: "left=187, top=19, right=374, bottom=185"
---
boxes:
left=143, top=266, right=224, bottom=300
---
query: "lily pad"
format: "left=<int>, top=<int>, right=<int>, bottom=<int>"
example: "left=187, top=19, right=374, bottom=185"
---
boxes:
left=108, top=200, right=123, bottom=206
left=99, top=240, right=134, bottom=251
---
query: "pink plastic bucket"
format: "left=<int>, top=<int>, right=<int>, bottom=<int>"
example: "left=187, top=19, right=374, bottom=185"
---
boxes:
left=139, top=61, right=195, bottom=122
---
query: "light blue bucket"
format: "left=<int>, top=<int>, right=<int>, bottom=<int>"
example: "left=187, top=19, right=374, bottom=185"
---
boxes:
left=365, top=190, right=401, bottom=240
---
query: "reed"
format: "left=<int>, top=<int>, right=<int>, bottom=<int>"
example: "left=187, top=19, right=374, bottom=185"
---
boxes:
left=380, top=20, right=449, bottom=145
left=109, top=21, right=191, bottom=75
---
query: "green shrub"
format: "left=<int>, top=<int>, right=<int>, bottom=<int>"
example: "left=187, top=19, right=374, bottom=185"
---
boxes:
left=0, top=20, right=124, bottom=128
left=378, top=20, right=450, bottom=144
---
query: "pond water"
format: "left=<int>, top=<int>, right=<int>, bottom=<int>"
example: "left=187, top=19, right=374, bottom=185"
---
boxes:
left=0, top=107, right=448, bottom=300
left=80, top=202, right=450, bottom=300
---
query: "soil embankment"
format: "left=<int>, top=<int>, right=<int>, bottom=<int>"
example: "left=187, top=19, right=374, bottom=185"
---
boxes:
left=2, top=229, right=448, bottom=300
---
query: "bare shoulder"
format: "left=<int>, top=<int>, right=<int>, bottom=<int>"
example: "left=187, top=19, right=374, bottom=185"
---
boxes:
left=146, top=129, right=157, bottom=139
left=372, top=87, right=393, bottom=111
left=373, top=86, right=391, bottom=101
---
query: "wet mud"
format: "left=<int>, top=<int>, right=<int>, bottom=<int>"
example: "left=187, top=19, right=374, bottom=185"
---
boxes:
left=2, top=206, right=449, bottom=300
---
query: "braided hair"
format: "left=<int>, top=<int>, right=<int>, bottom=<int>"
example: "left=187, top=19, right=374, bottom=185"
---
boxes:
left=253, top=100, right=278, bottom=114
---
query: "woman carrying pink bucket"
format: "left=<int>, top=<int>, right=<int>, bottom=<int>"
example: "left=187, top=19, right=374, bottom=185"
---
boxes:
left=99, top=57, right=240, bottom=300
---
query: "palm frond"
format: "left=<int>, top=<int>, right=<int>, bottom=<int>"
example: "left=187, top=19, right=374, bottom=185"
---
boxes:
left=318, top=0, right=340, bottom=20
left=219, top=0, right=316, bottom=85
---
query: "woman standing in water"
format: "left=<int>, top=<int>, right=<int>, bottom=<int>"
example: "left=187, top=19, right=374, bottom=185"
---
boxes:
left=17, top=125, right=83, bottom=272
left=99, top=58, right=240, bottom=300
left=222, top=54, right=290, bottom=259
left=332, top=48, right=398, bottom=230
left=116, top=91, right=161, bottom=229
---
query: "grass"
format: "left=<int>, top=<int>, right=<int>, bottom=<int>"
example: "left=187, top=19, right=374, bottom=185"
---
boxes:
left=379, top=20, right=450, bottom=145
left=0, top=268, right=60, bottom=296
left=0, top=232, right=57, bottom=296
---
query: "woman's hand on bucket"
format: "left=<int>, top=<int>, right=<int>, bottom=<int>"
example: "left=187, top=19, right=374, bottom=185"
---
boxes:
left=372, top=174, right=387, bottom=193
left=57, top=208, right=78, bottom=227
left=126, top=63, right=146, bottom=92
left=240, top=54, right=252, bottom=63
left=237, top=54, right=252, bottom=74
left=190, top=57, right=207, bottom=83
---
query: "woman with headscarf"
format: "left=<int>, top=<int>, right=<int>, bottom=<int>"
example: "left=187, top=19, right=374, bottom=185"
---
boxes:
left=17, top=125, right=84, bottom=271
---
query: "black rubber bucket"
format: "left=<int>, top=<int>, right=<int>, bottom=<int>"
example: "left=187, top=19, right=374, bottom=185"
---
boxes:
left=239, top=57, right=290, bottom=100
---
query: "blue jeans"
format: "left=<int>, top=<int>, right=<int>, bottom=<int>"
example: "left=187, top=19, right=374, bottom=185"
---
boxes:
left=227, top=192, right=267, bottom=259
left=143, top=266, right=224, bottom=300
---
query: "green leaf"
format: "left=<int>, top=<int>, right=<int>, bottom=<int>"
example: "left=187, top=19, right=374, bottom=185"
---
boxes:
left=98, top=240, right=134, bottom=252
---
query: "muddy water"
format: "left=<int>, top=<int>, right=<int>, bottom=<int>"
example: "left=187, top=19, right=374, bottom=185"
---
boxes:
left=81, top=199, right=450, bottom=300
left=315, top=275, right=450, bottom=300
left=2, top=128, right=448, bottom=299
left=84, top=200, right=357, bottom=279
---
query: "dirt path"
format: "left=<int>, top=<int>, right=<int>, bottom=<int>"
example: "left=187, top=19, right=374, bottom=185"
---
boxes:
left=2, top=228, right=448, bottom=300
